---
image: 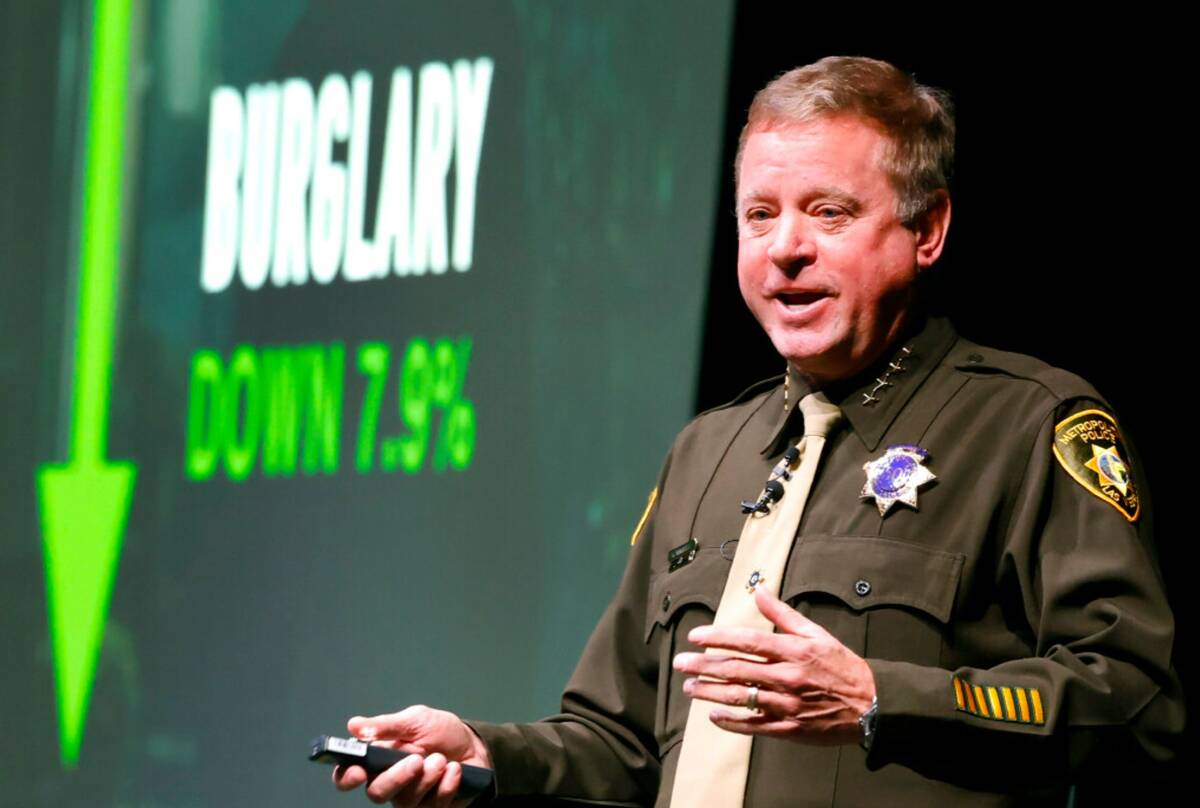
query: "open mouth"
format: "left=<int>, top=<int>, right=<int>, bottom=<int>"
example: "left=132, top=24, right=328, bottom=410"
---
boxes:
left=777, top=291, right=828, bottom=306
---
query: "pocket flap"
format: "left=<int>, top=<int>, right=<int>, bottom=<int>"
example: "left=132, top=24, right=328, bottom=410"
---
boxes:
left=781, top=535, right=964, bottom=623
left=644, top=548, right=728, bottom=642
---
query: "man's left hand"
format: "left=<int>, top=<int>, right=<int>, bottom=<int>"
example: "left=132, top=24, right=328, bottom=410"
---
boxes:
left=672, top=588, right=875, bottom=745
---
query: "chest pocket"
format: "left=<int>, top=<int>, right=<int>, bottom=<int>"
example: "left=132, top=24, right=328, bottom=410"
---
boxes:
left=644, top=547, right=730, bottom=641
left=638, top=536, right=963, bottom=754
left=781, top=535, right=964, bottom=664
left=643, top=547, right=730, bottom=753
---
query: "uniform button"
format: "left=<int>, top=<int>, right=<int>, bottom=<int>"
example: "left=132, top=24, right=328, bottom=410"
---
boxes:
left=854, top=579, right=872, bottom=597
left=967, top=353, right=984, bottom=364
left=662, top=594, right=672, bottom=612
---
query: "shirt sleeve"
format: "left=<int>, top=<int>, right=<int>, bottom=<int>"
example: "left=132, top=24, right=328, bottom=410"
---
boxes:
left=864, top=398, right=1184, bottom=790
left=466, top=450, right=674, bottom=806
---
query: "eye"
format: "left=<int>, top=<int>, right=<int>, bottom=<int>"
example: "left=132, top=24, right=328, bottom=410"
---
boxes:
left=810, top=204, right=855, bottom=227
left=738, top=207, right=774, bottom=235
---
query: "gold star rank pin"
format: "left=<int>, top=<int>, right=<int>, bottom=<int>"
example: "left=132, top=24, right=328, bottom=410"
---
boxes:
left=1052, top=409, right=1140, bottom=522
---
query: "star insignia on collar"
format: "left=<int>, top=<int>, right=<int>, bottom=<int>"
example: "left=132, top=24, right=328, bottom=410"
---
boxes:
left=861, top=444, right=936, bottom=516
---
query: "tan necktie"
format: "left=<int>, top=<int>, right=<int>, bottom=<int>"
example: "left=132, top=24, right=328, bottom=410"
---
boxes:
left=669, top=393, right=843, bottom=808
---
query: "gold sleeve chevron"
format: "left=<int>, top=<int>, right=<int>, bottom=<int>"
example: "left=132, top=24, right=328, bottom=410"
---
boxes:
left=953, top=676, right=1045, bottom=725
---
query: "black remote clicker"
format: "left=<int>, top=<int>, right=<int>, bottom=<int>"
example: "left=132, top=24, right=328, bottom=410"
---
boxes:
left=309, top=734, right=494, bottom=800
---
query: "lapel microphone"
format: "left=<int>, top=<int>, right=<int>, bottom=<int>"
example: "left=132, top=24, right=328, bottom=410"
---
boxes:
left=740, top=445, right=801, bottom=514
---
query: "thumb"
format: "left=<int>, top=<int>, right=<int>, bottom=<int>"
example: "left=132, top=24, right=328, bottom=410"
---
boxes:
left=348, top=705, right=430, bottom=741
left=754, top=588, right=821, bottom=637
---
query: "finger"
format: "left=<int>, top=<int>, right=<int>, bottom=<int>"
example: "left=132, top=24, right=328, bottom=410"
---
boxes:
left=333, top=763, right=368, bottom=791
left=348, top=715, right=374, bottom=740
left=709, top=711, right=799, bottom=737
left=681, top=626, right=791, bottom=661
left=754, top=588, right=826, bottom=637
left=351, top=705, right=429, bottom=742
left=405, top=752, right=448, bottom=805
left=682, top=678, right=799, bottom=718
left=365, top=753, right=425, bottom=804
left=711, top=709, right=858, bottom=746
left=673, top=652, right=800, bottom=691
left=430, top=760, right=463, bottom=807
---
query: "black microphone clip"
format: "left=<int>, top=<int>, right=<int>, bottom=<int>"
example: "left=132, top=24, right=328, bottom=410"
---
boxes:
left=741, top=479, right=785, bottom=514
left=739, top=444, right=801, bottom=515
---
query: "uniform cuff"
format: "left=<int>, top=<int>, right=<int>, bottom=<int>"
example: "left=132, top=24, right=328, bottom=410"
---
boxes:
left=863, top=658, right=956, bottom=771
left=463, top=720, right=539, bottom=799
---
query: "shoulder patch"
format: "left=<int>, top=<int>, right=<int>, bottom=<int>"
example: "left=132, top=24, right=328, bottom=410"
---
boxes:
left=1052, top=409, right=1140, bottom=522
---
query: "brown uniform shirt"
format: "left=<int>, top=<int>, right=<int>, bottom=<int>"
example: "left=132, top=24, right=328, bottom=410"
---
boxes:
left=471, top=317, right=1182, bottom=806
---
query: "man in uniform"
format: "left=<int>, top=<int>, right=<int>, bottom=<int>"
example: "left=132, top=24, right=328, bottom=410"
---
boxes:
left=331, top=57, right=1182, bottom=807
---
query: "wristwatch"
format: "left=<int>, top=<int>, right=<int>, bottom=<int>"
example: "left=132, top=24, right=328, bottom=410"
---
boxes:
left=858, top=695, right=879, bottom=751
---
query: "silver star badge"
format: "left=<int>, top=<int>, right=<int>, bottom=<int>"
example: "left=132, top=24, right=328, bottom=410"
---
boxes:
left=861, top=444, right=936, bottom=516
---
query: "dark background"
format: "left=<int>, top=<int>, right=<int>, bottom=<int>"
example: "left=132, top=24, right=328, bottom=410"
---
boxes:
left=698, top=11, right=1191, bottom=799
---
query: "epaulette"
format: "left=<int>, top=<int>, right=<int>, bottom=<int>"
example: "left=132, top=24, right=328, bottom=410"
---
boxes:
left=633, top=374, right=785, bottom=547
left=947, top=340, right=1108, bottom=406
left=695, top=373, right=785, bottom=417
left=948, top=340, right=1136, bottom=521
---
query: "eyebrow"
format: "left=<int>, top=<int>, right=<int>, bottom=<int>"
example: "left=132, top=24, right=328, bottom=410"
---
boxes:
left=737, top=186, right=863, bottom=214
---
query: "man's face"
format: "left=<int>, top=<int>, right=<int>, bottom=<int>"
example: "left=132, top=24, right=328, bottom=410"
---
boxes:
left=736, top=115, right=943, bottom=384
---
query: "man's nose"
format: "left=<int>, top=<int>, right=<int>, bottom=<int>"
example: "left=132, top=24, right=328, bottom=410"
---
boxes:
left=765, top=212, right=816, bottom=272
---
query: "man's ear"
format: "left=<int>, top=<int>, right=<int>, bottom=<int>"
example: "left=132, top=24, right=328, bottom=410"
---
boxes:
left=914, top=190, right=951, bottom=269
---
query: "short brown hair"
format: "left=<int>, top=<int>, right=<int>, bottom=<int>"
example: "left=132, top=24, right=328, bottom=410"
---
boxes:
left=736, top=56, right=955, bottom=225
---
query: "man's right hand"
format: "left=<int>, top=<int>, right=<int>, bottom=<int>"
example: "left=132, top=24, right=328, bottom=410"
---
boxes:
left=331, top=705, right=493, bottom=807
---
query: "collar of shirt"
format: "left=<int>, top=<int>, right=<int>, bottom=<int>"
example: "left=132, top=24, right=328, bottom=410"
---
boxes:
left=761, top=316, right=959, bottom=455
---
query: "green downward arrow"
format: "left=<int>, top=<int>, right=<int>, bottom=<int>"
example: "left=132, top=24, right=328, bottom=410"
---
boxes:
left=36, top=0, right=136, bottom=768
